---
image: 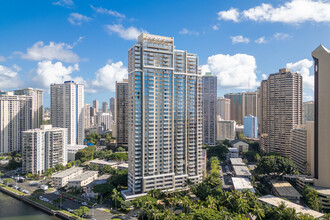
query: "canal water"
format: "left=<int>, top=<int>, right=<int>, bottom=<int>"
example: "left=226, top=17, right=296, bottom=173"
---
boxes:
left=0, top=191, right=59, bottom=220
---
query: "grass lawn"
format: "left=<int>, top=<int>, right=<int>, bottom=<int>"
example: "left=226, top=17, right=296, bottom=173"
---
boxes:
left=61, top=210, right=84, bottom=220
left=48, top=188, right=55, bottom=192
left=0, top=185, right=25, bottom=196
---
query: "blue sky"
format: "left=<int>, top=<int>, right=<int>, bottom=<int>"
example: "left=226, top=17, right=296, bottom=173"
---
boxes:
left=1, top=0, right=329, bottom=107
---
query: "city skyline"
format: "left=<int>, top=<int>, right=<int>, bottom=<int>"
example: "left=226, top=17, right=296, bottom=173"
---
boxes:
left=1, top=0, right=327, bottom=106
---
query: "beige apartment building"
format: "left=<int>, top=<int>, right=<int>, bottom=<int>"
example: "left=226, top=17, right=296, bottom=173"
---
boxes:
left=257, top=68, right=302, bottom=157
left=116, top=79, right=129, bottom=146
left=217, top=118, right=236, bottom=141
left=289, top=122, right=314, bottom=175
left=67, top=171, right=98, bottom=188
left=242, top=92, right=257, bottom=118
left=312, top=44, right=330, bottom=188
left=52, top=167, right=84, bottom=188
left=224, top=93, right=243, bottom=125
left=216, top=97, right=230, bottom=120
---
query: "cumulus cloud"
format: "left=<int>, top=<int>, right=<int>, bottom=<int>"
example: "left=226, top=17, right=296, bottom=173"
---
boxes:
left=230, top=35, right=250, bottom=44
left=0, top=65, right=22, bottom=89
left=212, top=25, right=219, bottom=30
left=0, top=56, right=6, bottom=62
left=32, top=61, right=81, bottom=89
left=217, top=8, right=240, bottom=22
left=90, top=5, right=125, bottom=18
left=19, top=41, right=79, bottom=63
left=274, top=32, right=291, bottom=40
left=105, top=24, right=144, bottom=40
left=286, top=59, right=314, bottom=90
left=201, top=53, right=259, bottom=89
left=92, top=61, right=127, bottom=91
left=255, top=36, right=267, bottom=44
left=218, top=0, right=330, bottom=24
left=179, top=28, right=199, bottom=35
left=262, top=74, right=268, bottom=80
left=304, top=95, right=314, bottom=101
left=68, top=13, right=92, bottom=26
left=52, top=0, right=74, bottom=8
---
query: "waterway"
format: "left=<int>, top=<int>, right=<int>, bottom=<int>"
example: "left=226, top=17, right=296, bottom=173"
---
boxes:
left=0, top=191, right=59, bottom=220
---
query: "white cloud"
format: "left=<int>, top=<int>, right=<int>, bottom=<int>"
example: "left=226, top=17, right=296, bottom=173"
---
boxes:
left=304, top=95, right=314, bottom=102
left=0, top=56, right=6, bottom=62
left=90, top=5, right=125, bottom=18
left=20, top=41, right=79, bottom=63
left=230, top=35, right=250, bottom=44
left=212, top=25, right=219, bottom=30
left=68, top=13, right=92, bottom=26
left=32, top=61, right=81, bottom=89
left=286, top=59, right=314, bottom=90
left=92, top=61, right=127, bottom=91
left=262, top=74, right=268, bottom=80
left=201, top=53, right=259, bottom=89
left=218, top=0, right=330, bottom=24
left=255, top=36, right=267, bottom=44
left=0, top=65, right=22, bottom=89
left=179, top=28, right=199, bottom=35
left=274, top=32, right=290, bottom=40
left=105, top=24, right=144, bottom=40
left=217, top=8, right=240, bottom=22
left=52, top=0, right=74, bottom=7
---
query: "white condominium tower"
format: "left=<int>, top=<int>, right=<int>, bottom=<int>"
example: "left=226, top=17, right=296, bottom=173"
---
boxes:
left=123, top=33, right=203, bottom=199
left=51, top=81, right=84, bottom=145
left=0, top=89, right=43, bottom=153
left=22, top=125, right=67, bottom=174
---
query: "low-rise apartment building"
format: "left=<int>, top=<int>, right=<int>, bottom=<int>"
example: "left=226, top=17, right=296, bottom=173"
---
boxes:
left=51, top=167, right=84, bottom=188
left=67, top=171, right=99, bottom=188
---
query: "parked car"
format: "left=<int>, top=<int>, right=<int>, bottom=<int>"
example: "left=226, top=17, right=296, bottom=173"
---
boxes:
left=69, top=197, right=74, bottom=201
left=54, top=191, right=60, bottom=195
left=81, top=202, right=88, bottom=206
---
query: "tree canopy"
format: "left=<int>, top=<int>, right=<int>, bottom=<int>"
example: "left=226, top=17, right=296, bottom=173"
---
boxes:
left=254, top=155, right=298, bottom=176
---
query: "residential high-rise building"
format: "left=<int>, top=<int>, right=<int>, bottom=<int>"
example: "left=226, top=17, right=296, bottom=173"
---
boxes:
left=289, top=123, right=314, bottom=175
left=202, top=72, right=217, bottom=146
left=14, top=88, right=44, bottom=128
left=242, top=92, right=257, bottom=119
left=257, top=68, right=302, bottom=157
left=123, top=33, right=203, bottom=199
left=224, top=93, right=243, bottom=125
left=110, top=97, right=115, bottom=121
left=116, top=79, right=129, bottom=146
left=303, top=101, right=314, bottom=124
left=93, top=99, right=99, bottom=113
left=51, top=81, right=84, bottom=146
left=102, top=102, right=108, bottom=113
left=0, top=89, right=43, bottom=153
left=257, top=80, right=268, bottom=136
left=95, top=112, right=113, bottom=131
left=311, top=44, right=330, bottom=187
left=243, top=115, right=258, bottom=138
left=217, top=118, right=236, bottom=141
left=22, top=125, right=67, bottom=174
left=216, top=97, right=230, bottom=120
left=84, top=104, right=91, bottom=130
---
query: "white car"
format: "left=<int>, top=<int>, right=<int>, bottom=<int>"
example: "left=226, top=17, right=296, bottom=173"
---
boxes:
left=81, top=202, right=88, bottom=206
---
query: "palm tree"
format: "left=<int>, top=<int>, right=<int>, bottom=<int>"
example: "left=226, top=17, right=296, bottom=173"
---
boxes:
left=111, top=188, right=120, bottom=210
left=251, top=204, right=265, bottom=220
left=205, top=195, right=217, bottom=210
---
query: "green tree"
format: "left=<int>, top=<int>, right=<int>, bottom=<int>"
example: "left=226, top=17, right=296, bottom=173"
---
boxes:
left=89, top=163, right=99, bottom=171
left=255, top=155, right=298, bottom=177
left=302, top=185, right=322, bottom=211
left=109, top=152, right=128, bottom=161
left=100, top=165, right=113, bottom=174
left=120, top=200, right=131, bottom=210
left=32, top=189, right=45, bottom=198
left=111, top=188, right=120, bottom=210
left=75, top=206, right=89, bottom=217
left=75, top=146, right=96, bottom=162
left=3, top=178, right=13, bottom=186
left=55, top=164, right=65, bottom=171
